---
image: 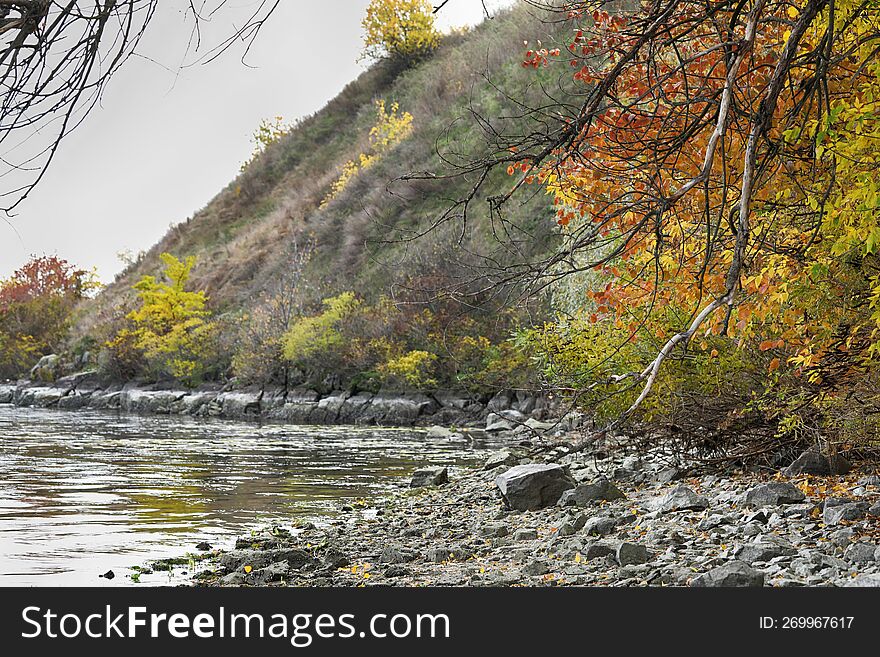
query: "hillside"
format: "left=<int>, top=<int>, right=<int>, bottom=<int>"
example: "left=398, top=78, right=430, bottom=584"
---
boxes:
left=59, top=2, right=578, bottom=392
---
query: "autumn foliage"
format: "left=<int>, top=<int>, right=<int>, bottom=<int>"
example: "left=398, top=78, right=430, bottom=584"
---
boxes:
left=0, top=256, right=94, bottom=379
left=362, top=0, right=440, bottom=62
left=488, top=0, right=880, bottom=451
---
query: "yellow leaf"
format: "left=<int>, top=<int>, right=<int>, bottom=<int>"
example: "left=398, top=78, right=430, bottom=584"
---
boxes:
left=787, top=7, right=798, bottom=18
left=243, top=565, right=252, bottom=574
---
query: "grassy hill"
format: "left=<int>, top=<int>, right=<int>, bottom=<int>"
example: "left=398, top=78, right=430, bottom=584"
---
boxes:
left=67, top=2, right=576, bottom=392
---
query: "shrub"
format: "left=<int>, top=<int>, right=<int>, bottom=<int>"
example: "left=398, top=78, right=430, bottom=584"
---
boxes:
left=361, top=0, right=440, bottom=63
left=379, top=349, right=437, bottom=389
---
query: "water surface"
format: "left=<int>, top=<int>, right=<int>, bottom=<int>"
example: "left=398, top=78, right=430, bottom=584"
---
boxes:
left=0, top=405, right=497, bottom=586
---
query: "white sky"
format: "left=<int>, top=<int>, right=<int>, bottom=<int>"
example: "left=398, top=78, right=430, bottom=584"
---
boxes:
left=0, top=0, right=515, bottom=281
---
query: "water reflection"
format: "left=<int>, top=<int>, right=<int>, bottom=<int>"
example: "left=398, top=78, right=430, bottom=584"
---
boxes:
left=0, top=405, right=498, bottom=586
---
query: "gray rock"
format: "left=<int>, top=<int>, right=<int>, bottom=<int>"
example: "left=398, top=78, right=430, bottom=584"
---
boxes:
left=830, top=528, right=855, bottom=547
left=495, top=463, right=575, bottom=511
left=690, top=561, right=765, bottom=587
left=523, top=560, right=550, bottom=576
left=383, top=565, right=411, bottom=578
left=219, top=549, right=315, bottom=573
left=584, top=517, right=617, bottom=536
left=843, top=574, right=880, bottom=587
left=823, top=502, right=866, bottom=526
left=426, top=547, right=451, bottom=563
left=616, top=543, right=650, bottom=566
left=582, top=541, right=616, bottom=560
left=479, top=523, right=510, bottom=538
left=743, top=482, right=806, bottom=507
left=513, top=528, right=538, bottom=541
left=485, top=409, right=526, bottom=432
left=558, top=478, right=625, bottom=506
left=654, top=485, right=710, bottom=513
left=379, top=547, right=416, bottom=564
left=868, top=501, right=880, bottom=517
left=425, top=425, right=455, bottom=439
left=483, top=448, right=521, bottom=471
left=557, top=514, right=589, bottom=536
left=322, top=549, right=350, bottom=569
left=410, top=466, right=448, bottom=488
left=246, top=561, right=290, bottom=585
left=843, top=542, right=878, bottom=564
left=784, top=447, right=852, bottom=476
left=734, top=540, right=797, bottom=564
left=656, top=467, right=684, bottom=484
left=858, top=475, right=880, bottom=487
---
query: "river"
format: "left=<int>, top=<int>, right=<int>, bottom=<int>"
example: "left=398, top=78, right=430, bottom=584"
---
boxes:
left=0, top=405, right=498, bottom=586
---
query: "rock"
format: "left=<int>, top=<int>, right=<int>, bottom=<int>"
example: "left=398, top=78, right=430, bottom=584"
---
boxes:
left=784, top=447, right=852, bottom=476
left=322, top=549, right=350, bottom=569
left=654, top=485, right=710, bottom=513
left=246, top=561, right=290, bottom=585
left=219, top=549, right=315, bottom=573
left=583, top=541, right=616, bottom=560
left=690, top=561, right=765, bottom=587
left=426, top=547, right=451, bottom=563
left=858, top=475, right=880, bottom=487
left=616, top=542, right=650, bottom=566
left=523, top=559, right=550, bottom=576
left=383, top=565, right=411, bottom=578
left=558, top=478, right=626, bottom=506
left=485, top=409, right=526, bottom=432
left=656, top=467, right=684, bottom=484
left=830, top=528, right=855, bottom=547
left=495, top=463, right=576, bottom=511
left=410, top=466, right=448, bottom=488
left=426, top=426, right=455, bottom=439
left=99, top=570, right=115, bottom=580
left=843, top=542, right=878, bottom=564
left=843, top=574, right=880, bottom=587
left=379, top=547, right=416, bottom=564
left=584, top=517, right=617, bottom=536
left=743, top=482, right=806, bottom=507
left=479, top=523, right=510, bottom=538
left=513, top=528, right=538, bottom=541
left=195, top=542, right=212, bottom=551
left=557, top=514, right=588, bottom=536
left=734, top=540, right=797, bottom=564
left=483, top=448, right=522, bottom=471
left=823, top=502, right=866, bottom=526
left=524, top=418, right=555, bottom=431
left=866, top=500, right=880, bottom=516
left=487, top=390, right=514, bottom=412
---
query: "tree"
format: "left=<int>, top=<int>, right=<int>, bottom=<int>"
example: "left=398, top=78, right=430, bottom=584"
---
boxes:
left=0, top=254, right=94, bottom=378
left=107, top=253, right=216, bottom=384
left=362, top=0, right=440, bottom=62
left=0, top=1, right=279, bottom=215
left=411, top=0, right=880, bottom=453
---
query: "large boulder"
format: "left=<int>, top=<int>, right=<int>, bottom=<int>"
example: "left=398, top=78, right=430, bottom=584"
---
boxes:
left=743, top=482, right=806, bottom=507
left=784, top=447, right=852, bottom=476
left=495, top=463, right=575, bottom=511
left=690, top=561, right=764, bottom=587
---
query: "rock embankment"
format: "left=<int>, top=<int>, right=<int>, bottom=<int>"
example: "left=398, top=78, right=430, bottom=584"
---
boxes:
left=178, top=442, right=880, bottom=587
left=0, top=376, right=555, bottom=429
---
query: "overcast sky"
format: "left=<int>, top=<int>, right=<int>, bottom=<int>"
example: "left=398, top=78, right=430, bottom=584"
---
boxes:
left=0, top=0, right=515, bottom=282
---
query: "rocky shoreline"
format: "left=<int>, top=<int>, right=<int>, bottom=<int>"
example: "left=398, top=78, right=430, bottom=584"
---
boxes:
left=0, top=376, right=555, bottom=430
left=163, top=437, right=880, bottom=588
